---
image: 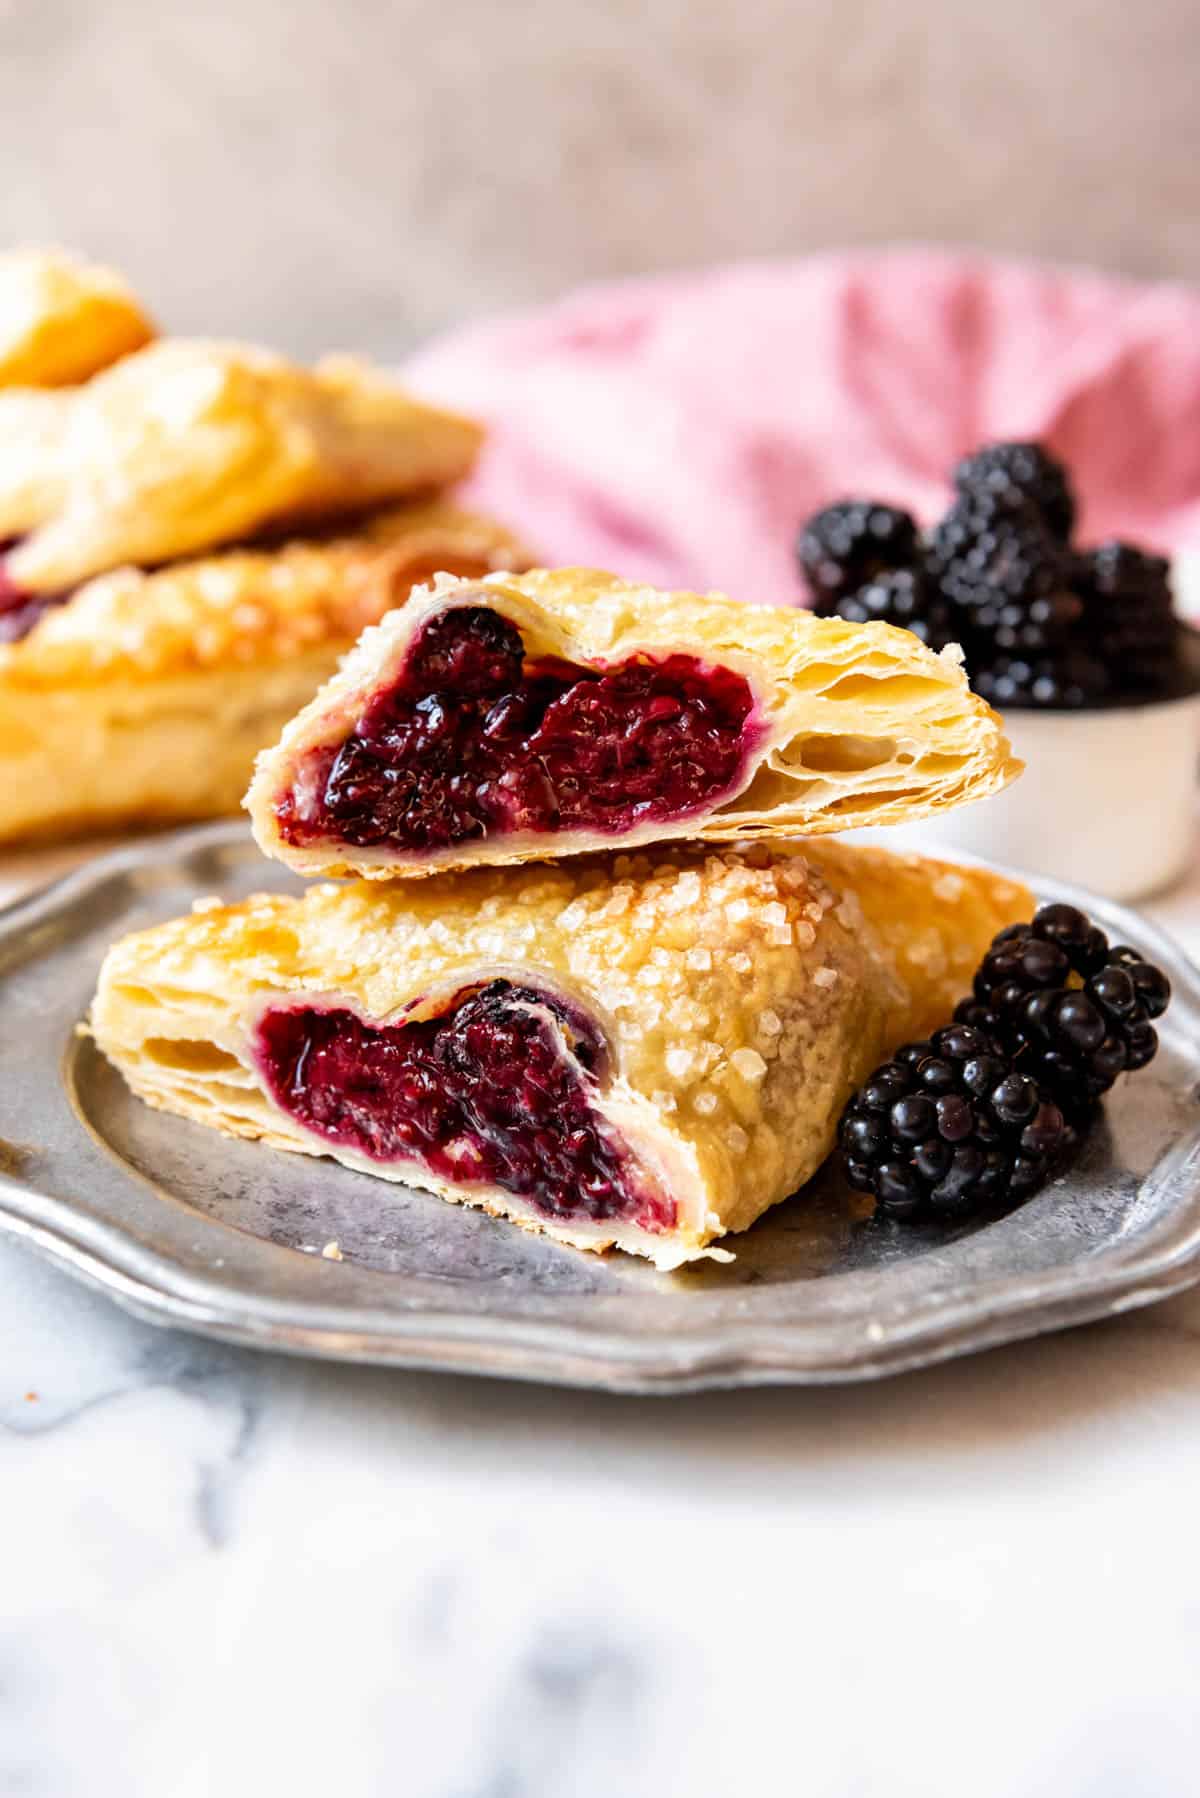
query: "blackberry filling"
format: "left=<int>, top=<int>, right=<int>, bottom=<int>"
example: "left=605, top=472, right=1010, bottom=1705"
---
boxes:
left=254, top=980, right=675, bottom=1232
left=275, top=605, right=759, bottom=852
left=0, top=541, right=66, bottom=644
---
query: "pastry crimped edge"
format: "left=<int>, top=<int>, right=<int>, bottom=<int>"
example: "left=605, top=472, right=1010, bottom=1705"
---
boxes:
left=3, top=338, right=485, bottom=592
left=247, top=566, right=1022, bottom=879
left=90, top=840, right=1032, bottom=1267
left=0, top=247, right=154, bottom=389
left=0, top=501, right=529, bottom=843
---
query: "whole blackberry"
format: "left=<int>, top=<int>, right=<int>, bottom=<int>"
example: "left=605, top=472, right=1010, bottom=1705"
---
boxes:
left=1073, top=541, right=1182, bottom=699
left=928, top=490, right=1073, bottom=636
left=972, top=649, right=1110, bottom=710
left=797, top=500, right=919, bottom=606
left=955, top=903, right=1171, bottom=1117
left=824, top=566, right=957, bottom=650
left=838, top=1023, right=1069, bottom=1222
left=953, top=441, right=1076, bottom=541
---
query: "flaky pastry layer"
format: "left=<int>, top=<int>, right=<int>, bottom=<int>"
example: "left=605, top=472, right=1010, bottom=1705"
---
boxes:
left=91, top=841, right=1031, bottom=1266
left=0, top=501, right=528, bottom=843
left=2, top=339, right=484, bottom=592
left=0, top=247, right=154, bottom=388
left=248, top=566, right=1021, bottom=878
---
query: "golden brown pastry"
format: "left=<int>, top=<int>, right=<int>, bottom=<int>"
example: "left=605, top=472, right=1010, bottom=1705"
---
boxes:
left=1, top=339, right=484, bottom=592
left=0, top=247, right=154, bottom=388
left=247, top=566, right=1020, bottom=880
left=91, top=840, right=1032, bottom=1267
left=0, top=388, right=73, bottom=538
left=0, top=499, right=527, bottom=842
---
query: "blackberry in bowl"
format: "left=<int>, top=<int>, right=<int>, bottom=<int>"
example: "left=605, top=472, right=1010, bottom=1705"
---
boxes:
left=951, top=440, right=1077, bottom=542
left=796, top=501, right=920, bottom=606
left=796, top=440, right=1200, bottom=899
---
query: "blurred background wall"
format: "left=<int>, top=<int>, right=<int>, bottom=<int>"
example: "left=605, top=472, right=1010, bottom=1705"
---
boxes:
left=1, top=0, right=1196, bottom=357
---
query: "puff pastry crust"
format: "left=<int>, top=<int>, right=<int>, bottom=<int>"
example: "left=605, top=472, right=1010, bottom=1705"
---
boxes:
left=91, top=841, right=1032, bottom=1267
left=2, top=340, right=484, bottom=592
left=0, top=387, right=73, bottom=539
left=0, top=247, right=154, bottom=389
left=0, top=500, right=527, bottom=842
left=248, top=567, right=1020, bottom=879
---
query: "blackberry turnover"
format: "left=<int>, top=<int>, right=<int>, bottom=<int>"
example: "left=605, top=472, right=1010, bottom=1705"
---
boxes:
left=0, top=330, right=529, bottom=841
left=91, top=838, right=1030, bottom=1266
left=0, top=245, right=154, bottom=388
left=246, top=567, right=1017, bottom=879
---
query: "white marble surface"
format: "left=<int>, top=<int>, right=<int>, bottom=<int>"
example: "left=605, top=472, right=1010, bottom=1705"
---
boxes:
left=4, top=839, right=1200, bottom=1798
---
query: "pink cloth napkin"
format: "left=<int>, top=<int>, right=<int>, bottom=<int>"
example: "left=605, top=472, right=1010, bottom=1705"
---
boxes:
left=404, top=251, right=1200, bottom=606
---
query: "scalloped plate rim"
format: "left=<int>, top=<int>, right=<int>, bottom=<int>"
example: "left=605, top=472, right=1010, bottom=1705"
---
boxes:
left=0, top=819, right=1197, bottom=1393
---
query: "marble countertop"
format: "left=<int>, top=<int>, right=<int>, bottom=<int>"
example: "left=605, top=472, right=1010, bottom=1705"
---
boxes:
left=4, top=837, right=1200, bottom=1798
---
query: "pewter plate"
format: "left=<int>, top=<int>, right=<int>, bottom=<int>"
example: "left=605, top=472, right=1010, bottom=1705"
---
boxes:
left=1, top=820, right=1199, bottom=1393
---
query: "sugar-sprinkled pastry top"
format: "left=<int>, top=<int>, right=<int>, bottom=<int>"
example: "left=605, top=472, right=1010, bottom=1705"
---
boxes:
left=0, top=247, right=154, bottom=389
left=248, top=566, right=1021, bottom=879
left=0, top=498, right=528, bottom=681
left=91, top=838, right=1031, bottom=1266
left=0, top=339, right=484, bottom=593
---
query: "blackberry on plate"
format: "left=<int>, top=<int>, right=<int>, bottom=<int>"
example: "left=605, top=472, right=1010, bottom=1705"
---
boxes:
left=824, top=566, right=957, bottom=650
left=952, top=441, right=1076, bottom=542
left=955, top=902, right=1171, bottom=1117
left=838, top=1023, right=1069, bottom=1222
left=796, top=500, right=919, bottom=606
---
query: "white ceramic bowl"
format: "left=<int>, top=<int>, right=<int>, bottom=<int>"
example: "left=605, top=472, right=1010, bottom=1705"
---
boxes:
left=859, top=687, right=1200, bottom=902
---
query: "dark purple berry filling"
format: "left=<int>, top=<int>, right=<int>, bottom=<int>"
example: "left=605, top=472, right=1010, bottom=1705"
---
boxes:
left=275, top=604, right=760, bottom=852
left=254, top=979, right=675, bottom=1234
left=0, top=541, right=67, bottom=644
